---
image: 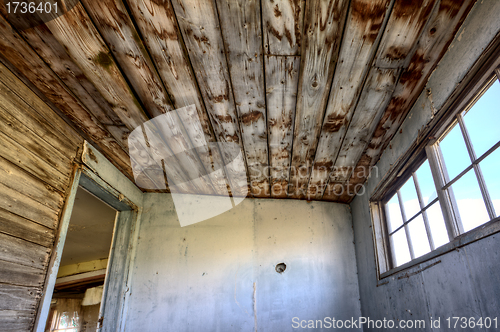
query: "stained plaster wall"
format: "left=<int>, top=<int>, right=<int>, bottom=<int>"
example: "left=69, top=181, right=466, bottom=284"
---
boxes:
left=123, top=194, right=361, bottom=332
left=351, top=1, right=500, bottom=331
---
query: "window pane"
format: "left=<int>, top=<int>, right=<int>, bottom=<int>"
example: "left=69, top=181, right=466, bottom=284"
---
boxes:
left=450, top=169, right=489, bottom=232
left=399, top=177, right=420, bottom=220
left=440, top=122, right=471, bottom=181
left=415, top=160, right=437, bottom=206
left=463, top=80, right=500, bottom=157
left=426, top=201, right=450, bottom=248
left=408, top=215, right=431, bottom=258
left=390, top=229, right=411, bottom=267
left=386, top=194, right=403, bottom=233
left=479, top=146, right=500, bottom=217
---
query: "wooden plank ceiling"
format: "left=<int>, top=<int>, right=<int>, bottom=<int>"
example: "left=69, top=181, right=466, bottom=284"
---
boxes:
left=0, top=0, right=476, bottom=202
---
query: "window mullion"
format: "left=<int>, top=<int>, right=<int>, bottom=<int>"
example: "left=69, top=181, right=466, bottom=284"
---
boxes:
left=396, top=190, right=415, bottom=260
left=457, top=114, right=497, bottom=219
left=425, top=144, right=463, bottom=239
left=412, top=173, right=435, bottom=250
left=495, top=67, right=500, bottom=82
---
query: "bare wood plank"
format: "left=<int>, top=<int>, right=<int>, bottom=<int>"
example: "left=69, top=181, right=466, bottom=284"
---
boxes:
left=374, top=0, right=437, bottom=69
left=126, top=0, right=229, bottom=195
left=0, top=284, right=40, bottom=311
left=265, top=55, right=300, bottom=198
left=287, top=0, right=350, bottom=199
left=0, top=155, right=63, bottom=213
left=328, top=68, right=398, bottom=179
left=0, top=131, right=69, bottom=192
left=0, top=260, right=45, bottom=288
left=0, top=181, right=59, bottom=230
left=0, top=15, right=134, bottom=178
left=171, top=0, right=249, bottom=197
left=262, top=0, right=305, bottom=56
left=0, top=310, right=34, bottom=331
left=40, top=3, right=147, bottom=130
left=216, top=0, right=269, bottom=197
left=339, top=0, right=476, bottom=203
left=0, top=104, right=73, bottom=180
left=0, top=207, right=54, bottom=248
left=307, top=0, right=391, bottom=199
left=0, top=232, right=50, bottom=270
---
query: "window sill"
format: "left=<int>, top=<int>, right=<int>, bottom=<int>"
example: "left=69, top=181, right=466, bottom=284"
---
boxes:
left=379, top=216, right=500, bottom=280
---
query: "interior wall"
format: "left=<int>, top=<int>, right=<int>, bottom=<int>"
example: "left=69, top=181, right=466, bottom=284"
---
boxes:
left=0, top=63, right=82, bottom=331
left=124, top=194, right=361, bottom=332
left=351, top=1, right=500, bottom=330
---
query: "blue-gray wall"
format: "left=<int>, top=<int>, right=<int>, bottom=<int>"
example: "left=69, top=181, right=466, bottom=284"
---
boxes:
left=351, top=1, right=500, bottom=331
left=124, top=194, right=361, bottom=332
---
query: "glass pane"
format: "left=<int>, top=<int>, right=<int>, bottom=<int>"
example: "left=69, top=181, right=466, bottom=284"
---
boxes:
left=426, top=201, right=450, bottom=248
left=390, top=229, right=411, bottom=267
left=463, top=80, right=500, bottom=157
left=450, top=169, right=489, bottom=232
left=386, top=194, right=403, bottom=233
left=408, top=215, right=431, bottom=258
left=415, top=160, right=437, bottom=206
left=440, top=122, right=471, bottom=181
left=399, top=177, right=420, bottom=220
left=479, top=146, right=500, bottom=217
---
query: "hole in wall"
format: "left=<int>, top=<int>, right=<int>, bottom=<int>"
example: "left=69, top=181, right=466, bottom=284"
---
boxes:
left=275, top=263, right=286, bottom=274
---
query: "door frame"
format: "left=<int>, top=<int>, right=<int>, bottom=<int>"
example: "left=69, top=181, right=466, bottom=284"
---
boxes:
left=34, top=142, right=143, bottom=332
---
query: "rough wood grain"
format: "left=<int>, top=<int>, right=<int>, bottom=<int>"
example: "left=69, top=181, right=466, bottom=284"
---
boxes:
left=171, top=0, right=249, bottom=197
left=0, top=284, right=40, bottom=311
left=339, top=0, right=476, bottom=203
left=216, top=0, right=269, bottom=197
left=374, top=0, right=437, bottom=69
left=262, top=0, right=305, bottom=55
left=0, top=310, right=34, bottom=332
left=0, top=207, right=54, bottom=248
left=287, top=0, right=349, bottom=199
left=265, top=55, right=300, bottom=198
left=307, top=0, right=391, bottom=199
left=0, top=156, right=63, bottom=213
left=126, top=0, right=229, bottom=195
left=0, top=15, right=133, bottom=178
left=0, top=260, right=45, bottom=287
left=0, top=232, right=50, bottom=270
left=0, top=181, right=59, bottom=230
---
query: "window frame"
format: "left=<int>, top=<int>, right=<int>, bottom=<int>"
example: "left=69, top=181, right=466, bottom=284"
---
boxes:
left=370, top=40, right=500, bottom=280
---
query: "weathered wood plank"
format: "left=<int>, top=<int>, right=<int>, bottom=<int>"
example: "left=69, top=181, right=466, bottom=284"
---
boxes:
left=216, top=0, right=269, bottom=197
left=265, top=55, right=300, bottom=198
left=306, top=0, right=391, bottom=199
left=0, top=181, right=59, bottom=230
left=339, top=0, right=476, bottom=203
left=0, top=104, right=73, bottom=181
left=126, top=0, right=228, bottom=195
left=287, top=0, right=350, bottom=199
left=374, top=0, right=437, bottom=69
left=0, top=155, right=63, bottom=213
left=0, top=232, right=50, bottom=270
left=262, top=0, right=305, bottom=56
left=0, top=15, right=133, bottom=178
left=0, top=284, right=40, bottom=311
left=0, top=310, right=34, bottom=331
left=40, top=3, right=147, bottom=130
left=0, top=207, right=54, bottom=248
left=171, top=0, right=249, bottom=197
left=0, top=131, right=69, bottom=193
left=0, top=260, right=45, bottom=288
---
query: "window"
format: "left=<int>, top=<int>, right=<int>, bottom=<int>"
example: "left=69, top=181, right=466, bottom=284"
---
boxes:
left=371, top=64, right=500, bottom=277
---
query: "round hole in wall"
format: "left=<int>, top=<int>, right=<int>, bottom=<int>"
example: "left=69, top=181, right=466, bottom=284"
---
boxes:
left=275, top=262, right=286, bottom=274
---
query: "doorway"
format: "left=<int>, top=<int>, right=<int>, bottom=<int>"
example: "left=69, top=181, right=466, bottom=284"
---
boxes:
left=44, top=187, right=117, bottom=332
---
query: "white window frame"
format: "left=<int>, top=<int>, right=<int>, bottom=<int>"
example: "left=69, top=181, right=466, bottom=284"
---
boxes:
left=370, top=48, right=500, bottom=279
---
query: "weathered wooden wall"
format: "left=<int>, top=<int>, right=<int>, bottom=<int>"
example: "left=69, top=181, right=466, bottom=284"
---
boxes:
left=0, top=63, right=81, bottom=331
